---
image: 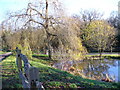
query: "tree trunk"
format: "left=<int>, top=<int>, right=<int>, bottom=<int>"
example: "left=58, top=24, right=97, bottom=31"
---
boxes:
left=100, top=52, right=102, bottom=59
left=45, top=0, right=52, bottom=59
left=99, top=49, right=102, bottom=60
left=110, top=46, right=112, bottom=52
left=48, top=42, right=52, bottom=59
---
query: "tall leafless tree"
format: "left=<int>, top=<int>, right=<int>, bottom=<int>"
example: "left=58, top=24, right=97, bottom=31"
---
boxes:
left=1, top=0, right=64, bottom=59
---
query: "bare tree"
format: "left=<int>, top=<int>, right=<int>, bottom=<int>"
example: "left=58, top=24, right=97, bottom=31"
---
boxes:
left=107, top=11, right=120, bottom=50
left=1, top=0, right=87, bottom=62
left=108, top=11, right=119, bottom=28
left=1, top=0, right=64, bottom=59
left=79, top=9, right=103, bottom=28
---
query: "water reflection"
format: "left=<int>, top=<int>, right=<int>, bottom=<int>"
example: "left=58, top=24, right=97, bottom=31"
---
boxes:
left=74, top=59, right=119, bottom=82
left=118, top=60, right=120, bottom=82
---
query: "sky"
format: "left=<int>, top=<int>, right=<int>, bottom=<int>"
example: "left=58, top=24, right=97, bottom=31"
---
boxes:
left=0, top=0, right=119, bottom=23
left=63, top=0, right=119, bottom=17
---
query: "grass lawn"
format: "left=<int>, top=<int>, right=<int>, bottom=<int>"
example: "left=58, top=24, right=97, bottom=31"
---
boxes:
left=86, top=53, right=120, bottom=59
left=1, top=52, right=120, bottom=89
left=0, top=51, right=7, bottom=54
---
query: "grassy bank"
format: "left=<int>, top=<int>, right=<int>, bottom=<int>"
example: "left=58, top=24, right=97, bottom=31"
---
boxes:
left=0, top=51, right=7, bottom=54
left=1, top=53, right=120, bottom=89
left=86, top=53, right=120, bottom=59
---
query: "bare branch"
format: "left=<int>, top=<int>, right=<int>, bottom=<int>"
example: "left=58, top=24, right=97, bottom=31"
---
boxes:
left=28, top=3, right=45, bottom=19
left=23, top=19, right=45, bottom=28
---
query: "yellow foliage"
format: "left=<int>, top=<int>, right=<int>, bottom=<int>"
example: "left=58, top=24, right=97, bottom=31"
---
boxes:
left=83, top=20, right=116, bottom=51
left=16, top=39, right=32, bottom=59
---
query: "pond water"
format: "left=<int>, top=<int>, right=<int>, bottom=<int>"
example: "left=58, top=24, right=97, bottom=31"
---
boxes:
left=73, top=59, right=120, bottom=82
left=53, top=58, right=120, bottom=82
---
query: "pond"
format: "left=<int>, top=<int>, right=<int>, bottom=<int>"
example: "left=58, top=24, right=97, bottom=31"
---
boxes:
left=53, top=58, right=120, bottom=82
left=73, top=59, right=120, bottom=82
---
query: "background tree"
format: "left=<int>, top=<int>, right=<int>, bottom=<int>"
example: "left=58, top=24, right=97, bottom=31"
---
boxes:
left=78, top=9, right=103, bottom=29
left=73, top=10, right=103, bottom=51
left=82, top=20, right=116, bottom=56
left=107, top=12, right=120, bottom=51
left=108, top=11, right=118, bottom=28
left=51, top=17, right=87, bottom=61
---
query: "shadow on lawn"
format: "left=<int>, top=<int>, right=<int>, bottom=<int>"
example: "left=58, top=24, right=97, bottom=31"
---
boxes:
left=38, top=66, right=118, bottom=88
left=2, top=75, right=22, bottom=88
left=32, top=54, right=49, bottom=60
left=32, top=54, right=57, bottom=65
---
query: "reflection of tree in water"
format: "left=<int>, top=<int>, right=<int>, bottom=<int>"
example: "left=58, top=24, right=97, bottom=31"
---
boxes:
left=74, top=59, right=117, bottom=80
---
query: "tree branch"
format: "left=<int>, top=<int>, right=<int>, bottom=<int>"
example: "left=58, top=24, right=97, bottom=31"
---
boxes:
left=28, top=3, right=45, bottom=19
left=23, top=19, right=45, bottom=28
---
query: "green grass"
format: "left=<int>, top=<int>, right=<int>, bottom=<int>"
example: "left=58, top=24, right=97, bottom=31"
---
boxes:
left=32, top=54, right=48, bottom=57
left=1, top=52, right=120, bottom=89
left=0, top=51, right=7, bottom=54
left=86, top=53, right=120, bottom=59
left=1, top=55, right=22, bottom=88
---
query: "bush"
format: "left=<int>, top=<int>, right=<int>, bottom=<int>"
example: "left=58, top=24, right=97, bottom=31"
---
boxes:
left=17, top=41, right=32, bottom=60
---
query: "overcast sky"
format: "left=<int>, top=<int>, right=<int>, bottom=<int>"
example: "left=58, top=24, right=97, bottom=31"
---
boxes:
left=63, top=0, right=119, bottom=17
left=0, top=0, right=119, bottom=23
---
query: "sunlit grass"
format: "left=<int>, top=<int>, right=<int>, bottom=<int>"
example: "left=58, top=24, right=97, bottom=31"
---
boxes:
left=1, top=55, right=21, bottom=88
left=0, top=51, right=7, bottom=54
left=86, top=53, right=120, bottom=58
left=32, top=54, right=48, bottom=57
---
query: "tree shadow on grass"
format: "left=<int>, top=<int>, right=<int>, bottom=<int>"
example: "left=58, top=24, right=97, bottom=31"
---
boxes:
left=2, top=76, right=22, bottom=88
left=32, top=54, right=57, bottom=65
left=38, top=67, right=117, bottom=88
left=32, top=55, right=49, bottom=60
